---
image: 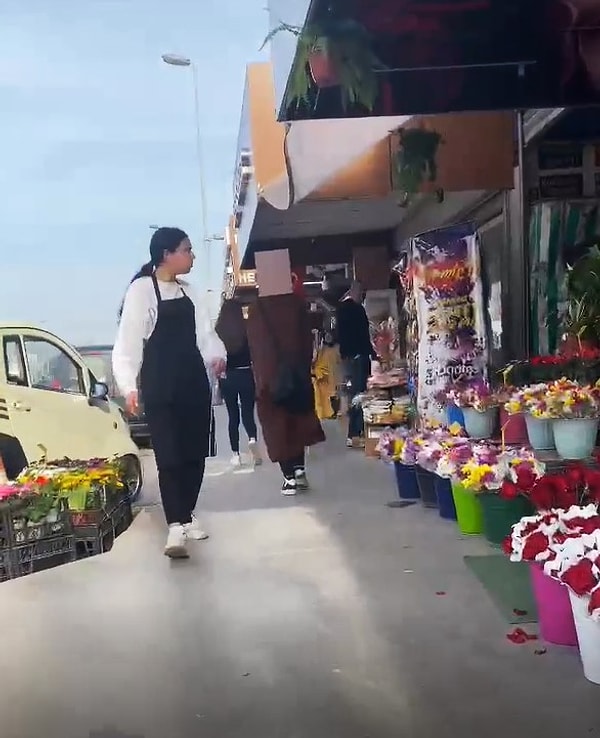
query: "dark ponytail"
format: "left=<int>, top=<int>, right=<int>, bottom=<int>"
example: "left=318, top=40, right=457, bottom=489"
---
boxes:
left=117, top=227, right=188, bottom=322
left=131, top=260, right=154, bottom=282
left=117, top=261, right=154, bottom=320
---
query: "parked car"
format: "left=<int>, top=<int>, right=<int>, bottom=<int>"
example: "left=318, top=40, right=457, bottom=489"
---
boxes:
left=0, top=325, right=142, bottom=500
left=76, top=344, right=150, bottom=447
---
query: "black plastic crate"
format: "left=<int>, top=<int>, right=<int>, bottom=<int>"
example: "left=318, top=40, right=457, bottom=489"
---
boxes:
left=69, top=485, right=127, bottom=528
left=11, top=510, right=72, bottom=545
left=10, top=535, right=77, bottom=578
left=0, top=549, right=11, bottom=582
left=76, top=500, right=133, bottom=559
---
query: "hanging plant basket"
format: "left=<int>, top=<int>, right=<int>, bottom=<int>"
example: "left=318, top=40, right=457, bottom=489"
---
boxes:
left=393, top=128, right=443, bottom=206
left=308, top=49, right=339, bottom=87
left=262, top=19, right=382, bottom=112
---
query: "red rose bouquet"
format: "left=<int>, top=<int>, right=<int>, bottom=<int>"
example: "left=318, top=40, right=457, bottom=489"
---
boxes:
left=500, top=464, right=600, bottom=511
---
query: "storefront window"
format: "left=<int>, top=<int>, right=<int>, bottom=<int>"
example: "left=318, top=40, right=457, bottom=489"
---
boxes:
left=478, top=220, right=504, bottom=369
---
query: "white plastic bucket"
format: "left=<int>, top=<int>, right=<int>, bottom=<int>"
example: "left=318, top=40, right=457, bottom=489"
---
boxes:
left=569, top=591, right=600, bottom=684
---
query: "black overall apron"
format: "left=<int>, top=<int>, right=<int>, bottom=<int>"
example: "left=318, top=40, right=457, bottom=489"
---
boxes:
left=140, top=276, right=213, bottom=525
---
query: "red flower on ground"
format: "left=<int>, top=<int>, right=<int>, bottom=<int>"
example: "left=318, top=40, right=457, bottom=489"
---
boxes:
left=561, top=558, right=598, bottom=597
left=501, top=535, right=513, bottom=556
left=565, top=464, right=586, bottom=488
left=522, top=531, right=551, bottom=561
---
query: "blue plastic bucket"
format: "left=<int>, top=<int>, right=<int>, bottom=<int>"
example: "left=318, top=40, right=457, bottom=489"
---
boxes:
left=462, top=407, right=497, bottom=440
left=553, top=418, right=599, bottom=460
left=446, top=404, right=465, bottom=428
left=525, top=415, right=554, bottom=451
left=393, top=462, right=420, bottom=499
left=434, top=476, right=457, bottom=520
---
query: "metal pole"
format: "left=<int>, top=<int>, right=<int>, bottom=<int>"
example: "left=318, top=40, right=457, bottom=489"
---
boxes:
left=190, top=63, right=210, bottom=284
left=516, top=108, right=529, bottom=358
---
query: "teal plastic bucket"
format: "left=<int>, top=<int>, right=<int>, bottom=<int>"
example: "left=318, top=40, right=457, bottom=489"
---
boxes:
left=462, top=407, right=497, bottom=440
left=524, top=415, right=554, bottom=451
left=553, top=418, right=599, bottom=460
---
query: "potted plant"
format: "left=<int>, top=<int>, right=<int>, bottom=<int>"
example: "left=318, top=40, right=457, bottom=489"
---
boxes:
left=505, top=383, right=555, bottom=451
left=392, top=128, right=444, bottom=206
left=261, top=19, right=383, bottom=112
left=545, top=380, right=600, bottom=459
left=446, top=382, right=498, bottom=440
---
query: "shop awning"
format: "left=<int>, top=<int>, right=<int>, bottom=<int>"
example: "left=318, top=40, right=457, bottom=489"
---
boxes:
left=269, top=0, right=595, bottom=122
left=260, top=115, right=411, bottom=210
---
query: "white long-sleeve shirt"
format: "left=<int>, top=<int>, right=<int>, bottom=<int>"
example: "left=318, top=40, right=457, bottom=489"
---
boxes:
left=112, top=277, right=226, bottom=397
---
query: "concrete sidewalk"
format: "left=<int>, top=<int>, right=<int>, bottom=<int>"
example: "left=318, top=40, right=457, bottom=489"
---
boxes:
left=1, top=417, right=598, bottom=737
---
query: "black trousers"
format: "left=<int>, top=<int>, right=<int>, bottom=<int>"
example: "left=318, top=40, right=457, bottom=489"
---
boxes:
left=220, top=368, right=258, bottom=453
left=280, top=452, right=305, bottom=479
left=345, top=356, right=370, bottom=438
left=158, top=460, right=206, bottom=525
left=145, top=401, right=210, bottom=526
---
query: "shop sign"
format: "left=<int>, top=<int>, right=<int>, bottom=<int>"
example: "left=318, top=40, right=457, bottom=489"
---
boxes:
left=538, top=143, right=583, bottom=171
left=237, top=269, right=256, bottom=287
left=411, top=223, right=488, bottom=418
left=538, top=173, right=584, bottom=199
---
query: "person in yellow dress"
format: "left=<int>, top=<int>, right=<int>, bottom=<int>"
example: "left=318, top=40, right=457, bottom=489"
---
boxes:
left=312, top=331, right=341, bottom=420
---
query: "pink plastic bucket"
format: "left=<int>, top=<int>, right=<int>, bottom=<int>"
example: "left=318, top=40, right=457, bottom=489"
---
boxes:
left=500, top=409, right=528, bottom=446
left=530, top=564, right=578, bottom=647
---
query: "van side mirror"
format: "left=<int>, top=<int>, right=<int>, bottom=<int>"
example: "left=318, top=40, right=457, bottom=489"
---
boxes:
left=90, top=381, right=109, bottom=401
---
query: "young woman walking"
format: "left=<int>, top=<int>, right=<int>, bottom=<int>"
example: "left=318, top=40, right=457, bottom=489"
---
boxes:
left=215, top=299, right=261, bottom=467
left=113, top=227, right=225, bottom=558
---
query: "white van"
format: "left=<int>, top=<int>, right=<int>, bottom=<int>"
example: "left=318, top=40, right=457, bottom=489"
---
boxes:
left=0, top=324, right=142, bottom=499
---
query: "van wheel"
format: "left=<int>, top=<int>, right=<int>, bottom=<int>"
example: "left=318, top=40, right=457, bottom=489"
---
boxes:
left=121, top=454, right=142, bottom=503
left=0, top=434, right=27, bottom=479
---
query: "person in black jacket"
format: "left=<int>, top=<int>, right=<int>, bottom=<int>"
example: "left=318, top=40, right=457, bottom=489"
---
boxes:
left=336, top=281, right=377, bottom=447
left=215, top=299, right=262, bottom=467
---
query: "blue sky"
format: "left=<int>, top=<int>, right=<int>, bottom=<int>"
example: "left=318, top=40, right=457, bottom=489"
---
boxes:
left=0, top=0, right=268, bottom=344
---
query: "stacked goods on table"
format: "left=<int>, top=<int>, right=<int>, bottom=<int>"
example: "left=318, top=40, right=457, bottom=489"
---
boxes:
left=0, top=458, right=133, bottom=580
left=359, top=368, right=413, bottom=457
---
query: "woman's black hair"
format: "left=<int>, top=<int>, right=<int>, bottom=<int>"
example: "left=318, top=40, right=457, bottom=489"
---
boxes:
left=118, top=227, right=188, bottom=319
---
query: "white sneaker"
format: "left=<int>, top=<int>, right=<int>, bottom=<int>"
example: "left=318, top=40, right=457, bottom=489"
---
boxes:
left=184, top=514, right=209, bottom=541
left=231, top=453, right=242, bottom=468
left=281, top=478, right=297, bottom=496
left=294, top=468, right=309, bottom=491
left=248, top=438, right=262, bottom=465
left=164, top=524, right=189, bottom=558
left=346, top=438, right=353, bottom=448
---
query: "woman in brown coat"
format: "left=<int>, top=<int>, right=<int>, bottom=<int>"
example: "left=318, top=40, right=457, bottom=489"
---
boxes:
left=247, top=290, right=325, bottom=495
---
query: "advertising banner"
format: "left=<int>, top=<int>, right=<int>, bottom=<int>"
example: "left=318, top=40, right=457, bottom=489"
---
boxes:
left=411, top=223, right=488, bottom=417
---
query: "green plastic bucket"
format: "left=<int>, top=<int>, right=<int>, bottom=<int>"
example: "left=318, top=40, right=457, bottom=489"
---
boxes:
left=479, top=492, right=533, bottom=545
left=451, top=483, right=483, bottom=535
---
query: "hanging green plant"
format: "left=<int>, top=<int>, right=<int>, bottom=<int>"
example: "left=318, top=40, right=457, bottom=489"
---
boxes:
left=261, top=19, right=383, bottom=112
left=392, top=128, right=443, bottom=206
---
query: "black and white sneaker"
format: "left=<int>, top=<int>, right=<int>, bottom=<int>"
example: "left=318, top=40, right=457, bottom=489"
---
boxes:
left=294, top=468, right=309, bottom=491
left=281, top=478, right=297, bottom=496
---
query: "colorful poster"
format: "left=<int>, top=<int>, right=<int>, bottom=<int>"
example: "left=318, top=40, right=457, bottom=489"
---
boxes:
left=411, top=223, right=488, bottom=417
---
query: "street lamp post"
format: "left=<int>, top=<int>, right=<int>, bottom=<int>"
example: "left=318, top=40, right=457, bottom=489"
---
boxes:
left=161, top=53, right=211, bottom=282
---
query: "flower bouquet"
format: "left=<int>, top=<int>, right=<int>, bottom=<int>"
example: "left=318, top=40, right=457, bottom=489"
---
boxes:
left=501, top=463, right=600, bottom=511
left=446, top=381, right=498, bottom=440
left=18, top=458, right=126, bottom=528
